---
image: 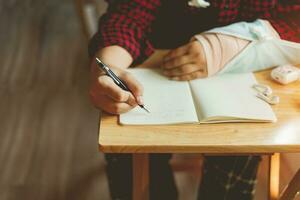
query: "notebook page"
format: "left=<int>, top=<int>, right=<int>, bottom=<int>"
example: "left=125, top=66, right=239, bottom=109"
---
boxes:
left=189, top=73, right=277, bottom=123
left=120, top=69, right=199, bottom=125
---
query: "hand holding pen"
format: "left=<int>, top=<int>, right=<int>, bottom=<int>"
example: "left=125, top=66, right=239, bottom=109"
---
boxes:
left=89, top=57, right=149, bottom=114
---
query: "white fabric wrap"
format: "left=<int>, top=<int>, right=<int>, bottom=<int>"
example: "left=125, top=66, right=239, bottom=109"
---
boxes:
left=196, top=19, right=300, bottom=74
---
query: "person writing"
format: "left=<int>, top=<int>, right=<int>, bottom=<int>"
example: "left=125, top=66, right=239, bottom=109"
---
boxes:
left=88, top=0, right=300, bottom=199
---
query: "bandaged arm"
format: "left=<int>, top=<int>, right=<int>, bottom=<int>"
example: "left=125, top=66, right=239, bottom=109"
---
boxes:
left=192, top=33, right=252, bottom=76
left=193, top=20, right=300, bottom=76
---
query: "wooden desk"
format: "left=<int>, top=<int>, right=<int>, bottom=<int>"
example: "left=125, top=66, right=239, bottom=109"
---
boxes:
left=99, top=52, right=300, bottom=200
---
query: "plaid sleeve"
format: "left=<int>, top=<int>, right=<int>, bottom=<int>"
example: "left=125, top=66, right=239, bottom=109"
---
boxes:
left=240, top=1, right=300, bottom=43
left=88, top=0, right=161, bottom=63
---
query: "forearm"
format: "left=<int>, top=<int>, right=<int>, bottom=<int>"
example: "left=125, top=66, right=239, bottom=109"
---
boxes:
left=193, top=33, right=250, bottom=76
left=95, top=45, right=133, bottom=70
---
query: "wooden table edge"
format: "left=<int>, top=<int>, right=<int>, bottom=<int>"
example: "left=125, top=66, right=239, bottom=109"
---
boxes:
left=98, top=144, right=300, bottom=154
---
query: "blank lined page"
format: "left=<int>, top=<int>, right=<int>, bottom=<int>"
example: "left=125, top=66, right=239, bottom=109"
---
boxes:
left=120, top=69, right=198, bottom=125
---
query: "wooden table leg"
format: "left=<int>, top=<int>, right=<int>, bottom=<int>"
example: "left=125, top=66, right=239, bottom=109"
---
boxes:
left=269, top=153, right=280, bottom=200
left=133, top=153, right=149, bottom=200
left=279, top=169, right=300, bottom=200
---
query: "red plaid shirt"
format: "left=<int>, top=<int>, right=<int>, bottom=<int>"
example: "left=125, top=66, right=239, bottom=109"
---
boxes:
left=89, top=0, right=300, bottom=63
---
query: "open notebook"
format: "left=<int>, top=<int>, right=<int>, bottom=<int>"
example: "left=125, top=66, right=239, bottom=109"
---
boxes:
left=120, top=69, right=277, bottom=125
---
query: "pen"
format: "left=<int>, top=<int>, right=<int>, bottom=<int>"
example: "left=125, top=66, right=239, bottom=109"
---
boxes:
left=95, top=57, right=150, bottom=113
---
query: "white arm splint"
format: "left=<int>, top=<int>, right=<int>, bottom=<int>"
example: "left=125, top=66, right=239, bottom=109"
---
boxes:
left=200, top=19, right=300, bottom=74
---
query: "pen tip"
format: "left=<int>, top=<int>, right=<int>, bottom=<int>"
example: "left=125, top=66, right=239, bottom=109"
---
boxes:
left=140, top=105, right=150, bottom=113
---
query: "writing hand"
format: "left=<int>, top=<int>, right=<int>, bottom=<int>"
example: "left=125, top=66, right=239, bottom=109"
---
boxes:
left=89, top=59, right=143, bottom=114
